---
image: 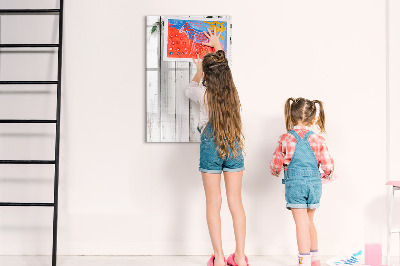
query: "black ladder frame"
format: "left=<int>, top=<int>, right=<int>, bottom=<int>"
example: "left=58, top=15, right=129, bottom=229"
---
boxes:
left=0, top=2, right=63, bottom=266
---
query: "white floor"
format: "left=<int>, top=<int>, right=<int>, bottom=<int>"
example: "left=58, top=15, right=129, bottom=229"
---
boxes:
left=0, top=255, right=397, bottom=266
left=0, top=255, right=349, bottom=266
left=0, top=256, right=323, bottom=266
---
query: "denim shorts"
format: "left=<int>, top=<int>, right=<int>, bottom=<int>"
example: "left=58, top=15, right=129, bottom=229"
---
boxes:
left=285, top=178, right=322, bottom=209
left=199, top=126, right=245, bottom=174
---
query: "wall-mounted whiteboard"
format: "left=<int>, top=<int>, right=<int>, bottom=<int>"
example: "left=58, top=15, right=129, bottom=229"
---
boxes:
left=146, top=16, right=232, bottom=142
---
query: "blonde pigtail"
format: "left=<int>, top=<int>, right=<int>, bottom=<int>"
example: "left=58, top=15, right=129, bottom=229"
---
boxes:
left=313, top=100, right=326, bottom=133
left=285, top=98, right=295, bottom=131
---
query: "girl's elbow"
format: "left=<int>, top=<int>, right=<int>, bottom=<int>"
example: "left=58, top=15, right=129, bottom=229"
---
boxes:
left=184, top=89, right=191, bottom=99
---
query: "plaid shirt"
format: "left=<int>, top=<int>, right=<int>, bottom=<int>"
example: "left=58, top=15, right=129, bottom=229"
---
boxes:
left=270, top=126, right=334, bottom=179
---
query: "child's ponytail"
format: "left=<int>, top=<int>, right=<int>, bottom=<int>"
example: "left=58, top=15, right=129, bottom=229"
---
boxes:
left=313, top=100, right=326, bottom=133
left=285, top=98, right=295, bottom=131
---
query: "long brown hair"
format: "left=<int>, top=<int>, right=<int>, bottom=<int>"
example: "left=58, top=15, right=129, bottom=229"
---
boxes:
left=284, top=97, right=326, bottom=133
left=202, top=50, right=244, bottom=158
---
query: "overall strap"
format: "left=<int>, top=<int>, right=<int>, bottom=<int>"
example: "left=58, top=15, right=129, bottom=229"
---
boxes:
left=303, top=130, right=314, bottom=140
left=284, top=129, right=320, bottom=181
left=288, top=130, right=301, bottom=141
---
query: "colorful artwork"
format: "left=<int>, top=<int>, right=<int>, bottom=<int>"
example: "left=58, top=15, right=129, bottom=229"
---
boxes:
left=163, top=16, right=230, bottom=62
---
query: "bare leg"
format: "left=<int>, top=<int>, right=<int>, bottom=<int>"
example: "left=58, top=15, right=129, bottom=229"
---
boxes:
left=224, top=171, right=247, bottom=266
left=307, top=209, right=318, bottom=251
left=291, top=208, right=311, bottom=254
left=202, top=172, right=225, bottom=266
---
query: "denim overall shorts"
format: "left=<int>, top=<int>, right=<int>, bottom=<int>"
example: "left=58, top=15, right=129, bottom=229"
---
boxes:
left=198, top=124, right=245, bottom=174
left=283, top=130, right=322, bottom=210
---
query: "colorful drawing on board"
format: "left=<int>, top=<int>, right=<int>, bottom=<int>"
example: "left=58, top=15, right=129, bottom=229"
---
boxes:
left=163, top=17, right=229, bottom=61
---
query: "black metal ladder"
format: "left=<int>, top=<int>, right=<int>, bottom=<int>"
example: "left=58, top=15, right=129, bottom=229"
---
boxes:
left=0, top=2, right=63, bottom=266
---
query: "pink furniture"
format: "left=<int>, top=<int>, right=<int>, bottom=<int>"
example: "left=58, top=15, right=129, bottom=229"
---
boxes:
left=386, top=181, right=400, bottom=265
left=365, top=243, right=382, bottom=266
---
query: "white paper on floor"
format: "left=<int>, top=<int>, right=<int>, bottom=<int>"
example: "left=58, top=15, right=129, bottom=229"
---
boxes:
left=326, top=249, right=364, bottom=266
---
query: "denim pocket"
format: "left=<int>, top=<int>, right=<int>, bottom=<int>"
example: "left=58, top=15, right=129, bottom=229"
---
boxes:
left=312, top=182, right=322, bottom=201
left=285, top=181, right=303, bottom=203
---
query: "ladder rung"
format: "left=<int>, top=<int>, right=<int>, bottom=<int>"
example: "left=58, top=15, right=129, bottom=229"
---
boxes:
left=0, top=44, right=59, bottom=48
left=391, top=229, right=400, bottom=233
left=0, top=202, right=54, bottom=207
left=0, top=81, right=58, bottom=84
left=0, top=9, right=60, bottom=14
left=0, top=119, right=56, bottom=123
left=0, top=160, right=55, bottom=164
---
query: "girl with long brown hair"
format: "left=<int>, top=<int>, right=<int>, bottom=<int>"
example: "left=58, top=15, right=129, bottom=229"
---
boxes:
left=184, top=28, right=248, bottom=266
left=270, top=98, right=335, bottom=266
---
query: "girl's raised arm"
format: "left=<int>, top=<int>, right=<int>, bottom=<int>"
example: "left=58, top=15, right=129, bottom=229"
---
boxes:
left=184, top=55, right=204, bottom=103
left=192, top=55, right=202, bottom=84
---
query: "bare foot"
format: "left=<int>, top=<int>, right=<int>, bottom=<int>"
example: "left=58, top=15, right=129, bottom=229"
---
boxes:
left=234, top=254, right=247, bottom=266
left=214, top=254, right=225, bottom=266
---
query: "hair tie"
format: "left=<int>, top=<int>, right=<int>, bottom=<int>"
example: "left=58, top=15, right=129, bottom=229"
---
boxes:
left=208, top=61, right=228, bottom=68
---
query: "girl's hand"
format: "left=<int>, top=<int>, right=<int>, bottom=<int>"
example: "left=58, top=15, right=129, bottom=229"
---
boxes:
left=270, top=169, right=278, bottom=177
left=192, top=55, right=203, bottom=83
left=193, top=54, right=202, bottom=73
left=202, top=28, right=223, bottom=51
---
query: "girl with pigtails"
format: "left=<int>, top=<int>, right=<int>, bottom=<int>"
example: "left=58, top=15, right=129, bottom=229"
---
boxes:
left=270, top=98, right=335, bottom=266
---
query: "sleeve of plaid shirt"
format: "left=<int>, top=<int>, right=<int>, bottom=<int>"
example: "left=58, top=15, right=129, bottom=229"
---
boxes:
left=318, top=136, right=335, bottom=179
left=270, top=135, right=286, bottom=177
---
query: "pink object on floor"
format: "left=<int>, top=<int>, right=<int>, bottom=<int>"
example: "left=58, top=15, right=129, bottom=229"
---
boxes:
left=365, top=243, right=382, bottom=266
left=207, top=254, right=227, bottom=266
left=386, top=181, right=400, bottom=187
left=321, top=173, right=338, bottom=184
left=227, top=253, right=249, bottom=266
left=311, top=260, right=321, bottom=266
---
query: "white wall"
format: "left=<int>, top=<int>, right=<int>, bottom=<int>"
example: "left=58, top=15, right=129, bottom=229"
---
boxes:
left=388, top=0, right=400, bottom=258
left=0, top=0, right=389, bottom=257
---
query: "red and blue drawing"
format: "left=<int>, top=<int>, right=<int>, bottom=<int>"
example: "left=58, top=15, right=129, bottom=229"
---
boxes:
left=165, top=18, right=228, bottom=60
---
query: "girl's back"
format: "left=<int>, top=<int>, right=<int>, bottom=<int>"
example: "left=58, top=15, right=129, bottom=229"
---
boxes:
left=270, top=126, right=334, bottom=179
